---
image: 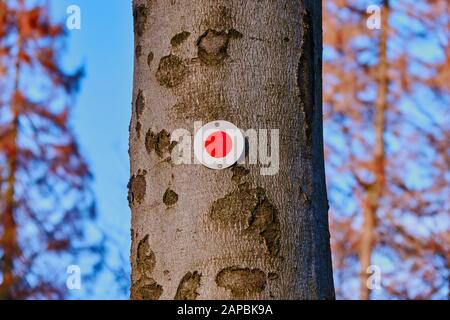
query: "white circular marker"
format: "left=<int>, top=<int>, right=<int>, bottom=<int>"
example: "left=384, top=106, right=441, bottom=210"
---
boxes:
left=194, top=120, right=244, bottom=170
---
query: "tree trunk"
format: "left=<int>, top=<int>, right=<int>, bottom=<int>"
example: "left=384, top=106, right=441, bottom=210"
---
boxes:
left=359, top=0, right=389, bottom=300
left=129, top=0, right=334, bottom=300
left=0, top=0, right=22, bottom=296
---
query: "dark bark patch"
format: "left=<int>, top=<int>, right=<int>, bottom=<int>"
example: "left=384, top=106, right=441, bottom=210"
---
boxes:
left=196, top=29, right=242, bottom=66
left=128, top=170, right=147, bottom=206
left=174, top=271, right=201, bottom=300
left=135, top=90, right=145, bottom=119
left=133, top=4, right=148, bottom=37
left=132, top=235, right=163, bottom=300
left=248, top=198, right=281, bottom=257
left=210, top=183, right=280, bottom=257
left=145, top=129, right=176, bottom=157
left=131, top=282, right=163, bottom=300
left=155, top=54, right=187, bottom=88
left=135, top=121, right=142, bottom=138
left=147, top=51, right=154, bottom=67
left=171, top=31, right=191, bottom=47
left=163, top=188, right=178, bottom=207
left=231, top=165, right=249, bottom=184
left=228, top=29, right=243, bottom=40
left=136, top=235, right=155, bottom=276
left=210, top=182, right=260, bottom=226
left=298, top=9, right=315, bottom=142
left=216, top=267, right=266, bottom=299
left=299, top=186, right=312, bottom=206
left=268, top=272, right=279, bottom=280
left=135, top=44, right=142, bottom=59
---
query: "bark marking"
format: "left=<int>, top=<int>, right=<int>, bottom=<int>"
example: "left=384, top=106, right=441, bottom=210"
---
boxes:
left=135, top=121, right=142, bottom=138
left=155, top=54, right=187, bottom=88
left=132, top=235, right=163, bottom=300
left=147, top=51, right=154, bottom=67
left=145, top=129, right=176, bottom=157
left=128, top=170, right=147, bottom=206
left=133, top=4, right=148, bottom=37
left=135, top=44, right=142, bottom=59
left=216, top=267, right=266, bottom=299
left=174, top=271, right=202, bottom=300
left=196, top=29, right=242, bottom=66
left=171, top=31, right=191, bottom=47
left=268, top=272, right=279, bottom=280
left=163, top=188, right=179, bottom=207
left=210, top=182, right=280, bottom=257
left=248, top=197, right=281, bottom=257
left=231, top=165, right=250, bottom=184
left=135, top=89, right=145, bottom=119
left=298, top=9, right=315, bottom=142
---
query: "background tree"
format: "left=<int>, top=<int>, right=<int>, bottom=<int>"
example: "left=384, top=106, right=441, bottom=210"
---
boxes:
left=0, top=0, right=101, bottom=299
left=323, top=0, right=449, bottom=299
left=129, top=0, right=334, bottom=299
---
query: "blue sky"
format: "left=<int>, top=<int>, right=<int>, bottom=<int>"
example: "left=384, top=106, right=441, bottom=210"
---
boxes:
left=50, top=0, right=133, bottom=298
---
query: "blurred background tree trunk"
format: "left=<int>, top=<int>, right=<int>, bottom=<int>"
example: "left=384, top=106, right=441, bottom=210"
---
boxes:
left=0, top=11, right=22, bottom=298
left=324, top=0, right=449, bottom=299
left=0, top=0, right=100, bottom=299
left=129, top=0, right=334, bottom=300
left=359, top=0, right=390, bottom=301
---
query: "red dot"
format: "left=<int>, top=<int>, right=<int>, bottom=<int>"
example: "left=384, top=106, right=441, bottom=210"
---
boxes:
left=204, top=131, right=232, bottom=158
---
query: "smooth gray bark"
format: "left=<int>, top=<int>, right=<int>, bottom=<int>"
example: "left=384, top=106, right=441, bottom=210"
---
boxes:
left=129, top=0, right=334, bottom=300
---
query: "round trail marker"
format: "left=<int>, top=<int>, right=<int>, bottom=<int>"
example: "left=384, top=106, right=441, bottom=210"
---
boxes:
left=194, top=120, right=244, bottom=170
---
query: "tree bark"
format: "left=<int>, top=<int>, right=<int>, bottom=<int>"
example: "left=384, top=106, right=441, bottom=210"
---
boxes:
left=129, top=0, right=334, bottom=300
